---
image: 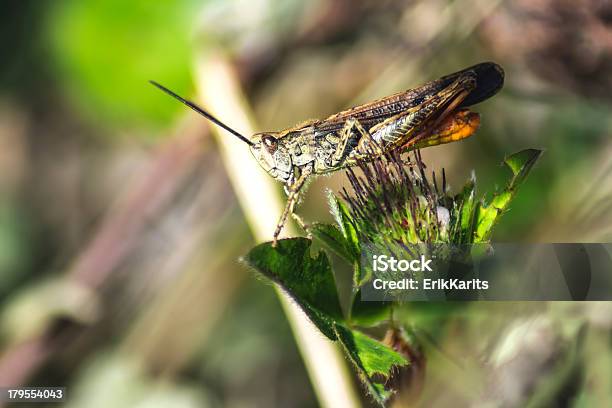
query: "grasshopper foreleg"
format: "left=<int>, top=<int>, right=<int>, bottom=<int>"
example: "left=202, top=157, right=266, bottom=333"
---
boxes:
left=291, top=212, right=311, bottom=239
left=272, top=165, right=313, bottom=247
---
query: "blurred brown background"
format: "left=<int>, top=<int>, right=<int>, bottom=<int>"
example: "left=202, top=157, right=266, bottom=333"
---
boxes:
left=0, top=1, right=611, bottom=407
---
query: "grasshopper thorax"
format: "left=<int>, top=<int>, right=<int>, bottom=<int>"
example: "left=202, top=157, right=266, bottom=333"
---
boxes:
left=249, top=133, right=293, bottom=182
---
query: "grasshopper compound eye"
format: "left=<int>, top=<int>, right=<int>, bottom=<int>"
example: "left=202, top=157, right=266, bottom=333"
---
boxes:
left=262, top=134, right=278, bottom=152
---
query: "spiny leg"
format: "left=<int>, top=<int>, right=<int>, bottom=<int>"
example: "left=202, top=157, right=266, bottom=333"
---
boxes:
left=330, top=118, right=383, bottom=167
left=291, top=212, right=309, bottom=232
left=367, top=89, right=472, bottom=155
left=273, top=182, right=304, bottom=246
left=351, top=108, right=435, bottom=163
left=364, top=110, right=421, bottom=154
left=272, top=191, right=298, bottom=246
left=272, top=165, right=313, bottom=246
left=350, top=118, right=384, bottom=156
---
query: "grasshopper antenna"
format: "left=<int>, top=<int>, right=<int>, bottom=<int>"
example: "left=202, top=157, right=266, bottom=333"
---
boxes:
left=149, top=80, right=254, bottom=146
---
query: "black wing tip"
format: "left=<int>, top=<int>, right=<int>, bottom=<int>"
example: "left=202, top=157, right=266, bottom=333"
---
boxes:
left=471, top=61, right=505, bottom=86
left=461, top=61, right=505, bottom=106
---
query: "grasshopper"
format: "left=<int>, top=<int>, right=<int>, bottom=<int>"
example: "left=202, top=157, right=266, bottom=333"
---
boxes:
left=151, top=62, right=504, bottom=245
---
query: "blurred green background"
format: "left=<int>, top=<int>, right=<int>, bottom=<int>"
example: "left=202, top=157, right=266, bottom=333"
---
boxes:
left=0, top=0, right=611, bottom=407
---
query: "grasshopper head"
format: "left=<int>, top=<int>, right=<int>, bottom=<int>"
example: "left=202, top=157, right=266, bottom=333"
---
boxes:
left=249, top=133, right=293, bottom=182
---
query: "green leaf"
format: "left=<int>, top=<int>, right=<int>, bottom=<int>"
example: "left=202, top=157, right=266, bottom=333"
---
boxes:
left=328, top=192, right=361, bottom=260
left=505, top=149, right=543, bottom=186
left=349, top=289, right=391, bottom=327
left=309, top=223, right=356, bottom=263
left=451, top=176, right=477, bottom=244
left=334, top=323, right=409, bottom=406
left=474, top=149, right=543, bottom=242
left=243, top=238, right=343, bottom=339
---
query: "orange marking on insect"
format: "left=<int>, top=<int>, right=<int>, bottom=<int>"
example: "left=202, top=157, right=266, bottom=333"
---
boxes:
left=406, top=108, right=480, bottom=149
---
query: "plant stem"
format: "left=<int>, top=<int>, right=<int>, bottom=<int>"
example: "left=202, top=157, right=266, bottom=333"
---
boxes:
left=194, top=51, right=361, bottom=408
